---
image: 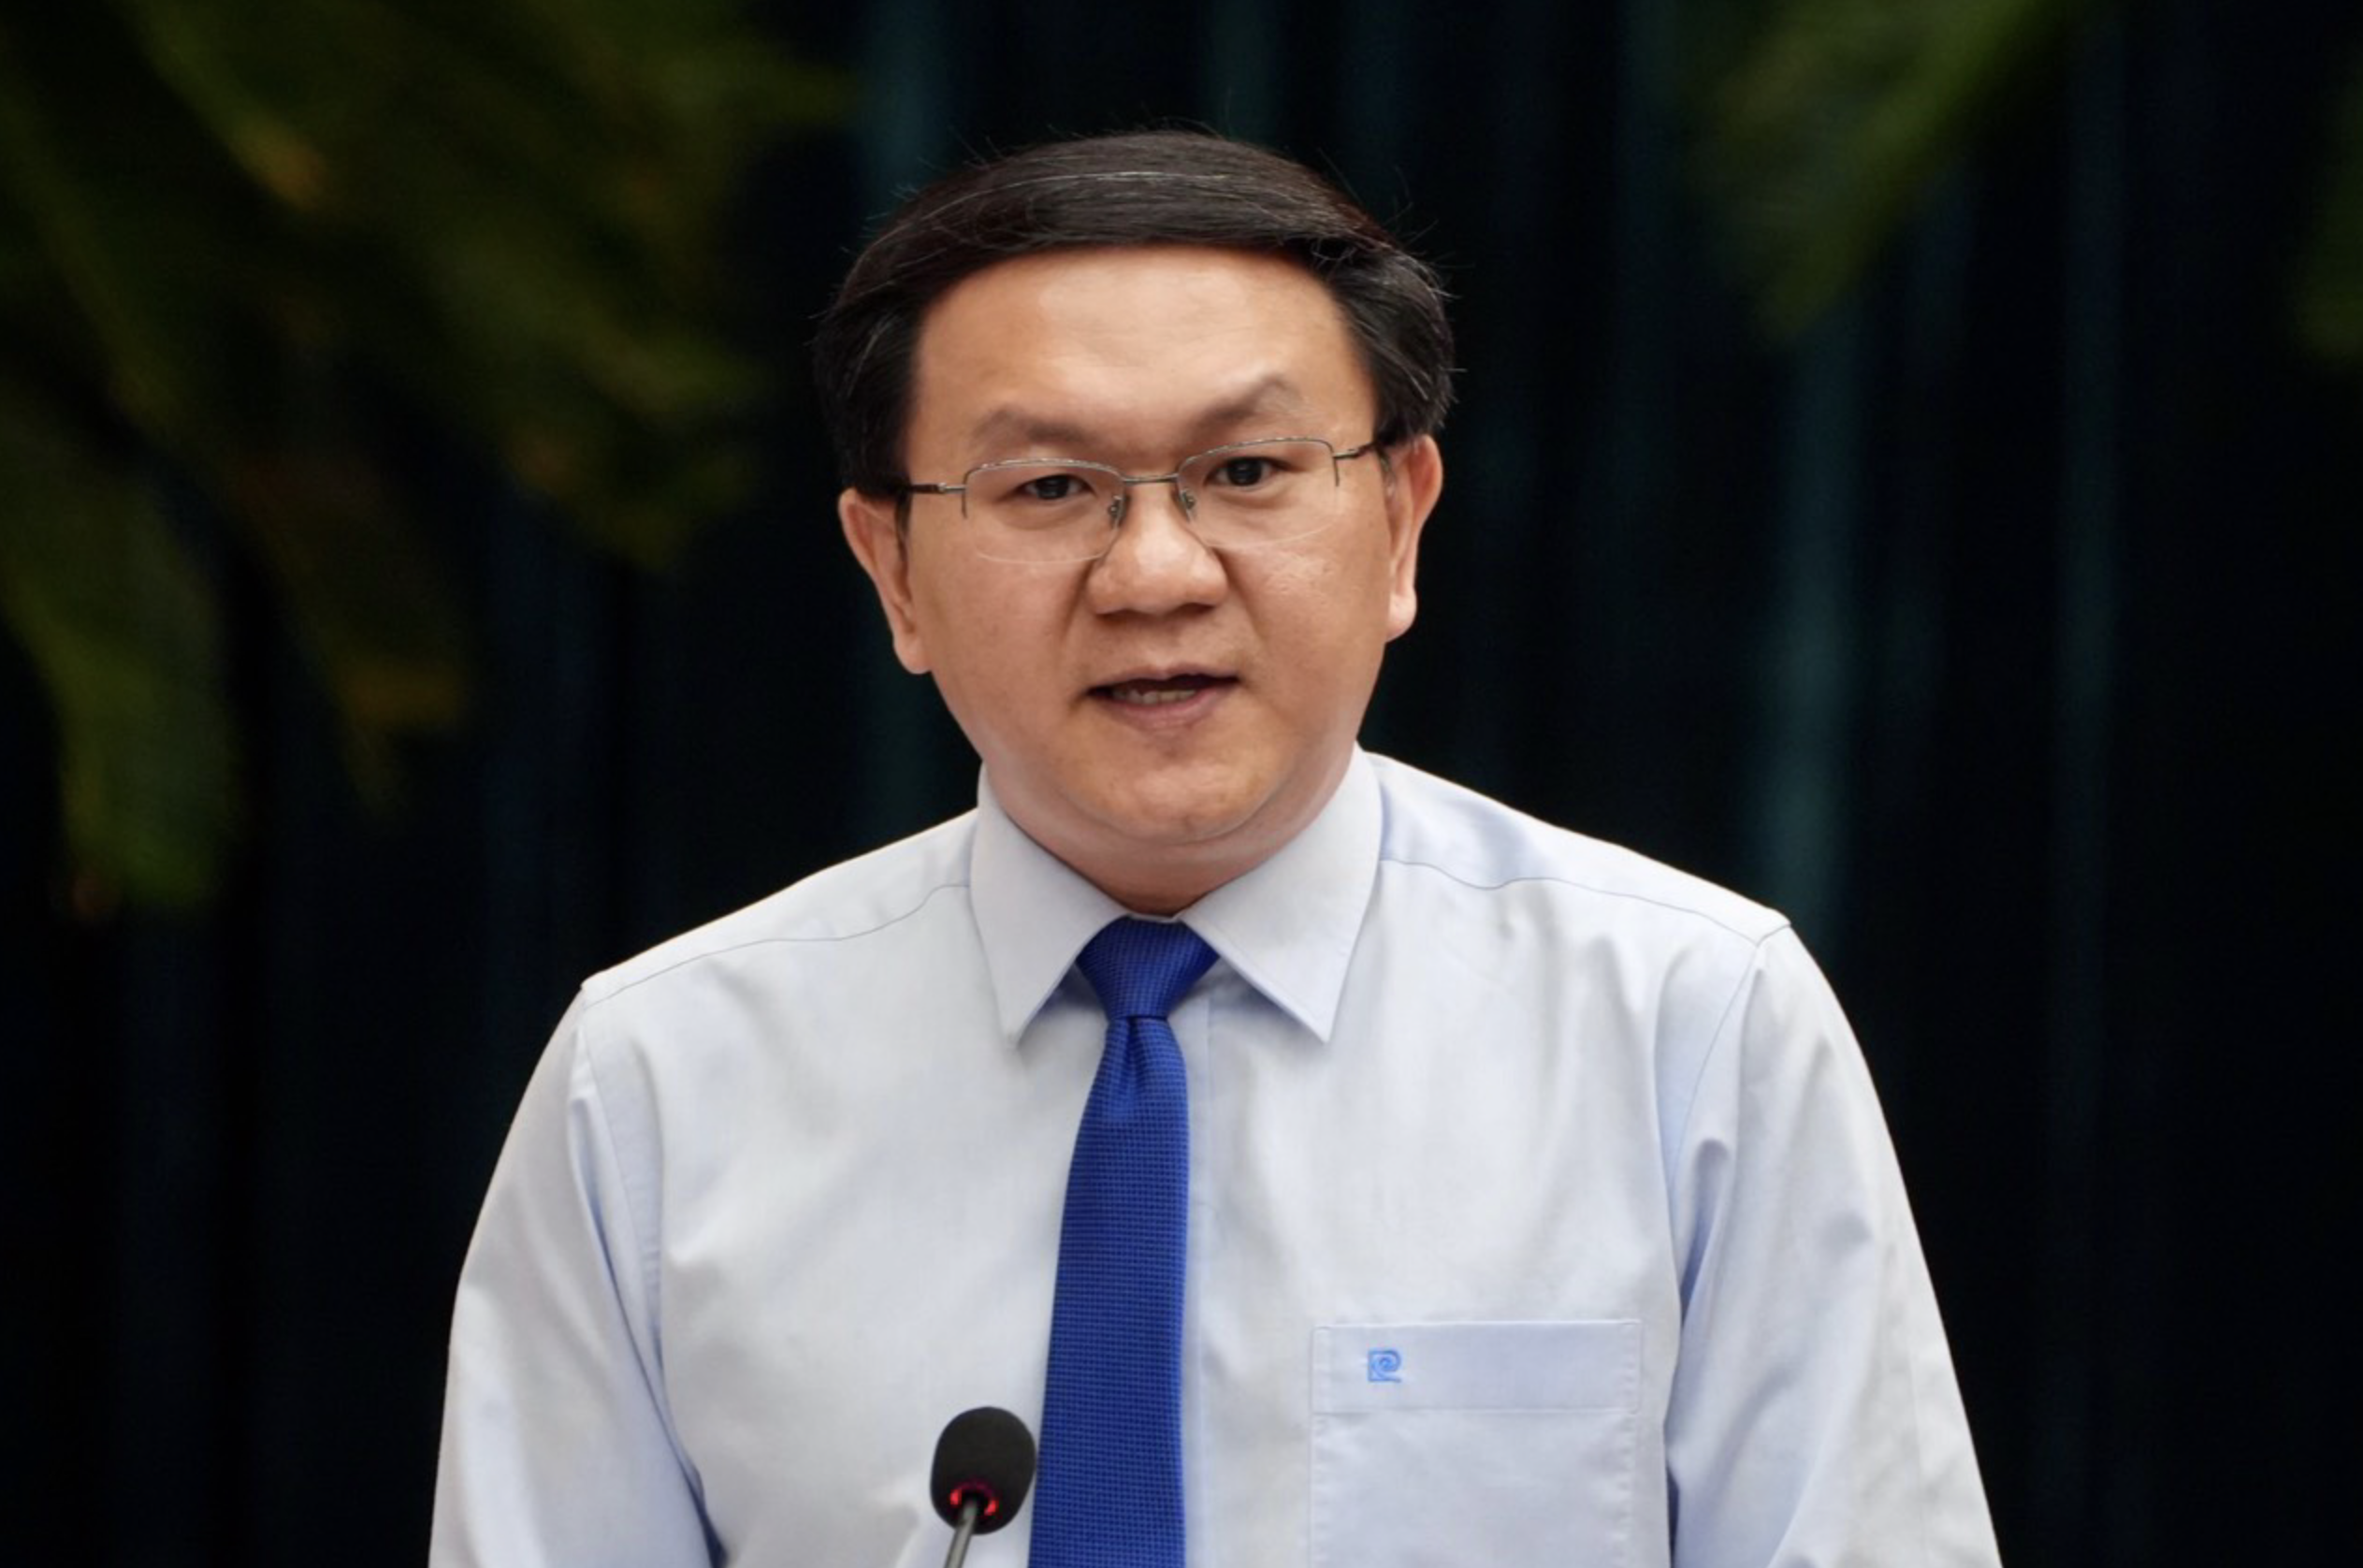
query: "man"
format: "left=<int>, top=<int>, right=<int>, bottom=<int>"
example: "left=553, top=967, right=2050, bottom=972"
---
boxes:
left=432, top=130, right=2000, bottom=1566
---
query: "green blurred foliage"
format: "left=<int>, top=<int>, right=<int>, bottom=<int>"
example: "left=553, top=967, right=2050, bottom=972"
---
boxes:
left=2295, top=51, right=2363, bottom=374
left=0, top=385, right=232, bottom=912
left=1695, top=0, right=2110, bottom=336
left=1699, top=0, right=2363, bottom=390
left=0, top=1, right=847, bottom=911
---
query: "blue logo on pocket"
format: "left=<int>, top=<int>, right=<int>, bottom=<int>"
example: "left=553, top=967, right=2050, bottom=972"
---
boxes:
left=1366, top=1347, right=1403, bottom=1384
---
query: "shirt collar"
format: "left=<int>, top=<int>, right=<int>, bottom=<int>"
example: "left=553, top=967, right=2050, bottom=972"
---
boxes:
left=970, top=749, right=1382, bottom=1043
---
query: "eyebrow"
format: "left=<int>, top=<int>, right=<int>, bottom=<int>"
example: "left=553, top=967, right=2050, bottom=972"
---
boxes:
left=964, top=375, right=1318, bottom=457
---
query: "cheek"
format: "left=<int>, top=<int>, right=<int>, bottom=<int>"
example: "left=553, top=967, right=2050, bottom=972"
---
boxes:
left=1255, top=541, right=1396, bottom=652
left=1254, top=535, right=1369, bottom=603
left=913, top=574, right=1069, bottom=722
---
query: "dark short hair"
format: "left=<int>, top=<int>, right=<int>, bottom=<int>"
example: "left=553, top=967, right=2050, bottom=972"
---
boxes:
left=814, top=129, right=1455, bottom=498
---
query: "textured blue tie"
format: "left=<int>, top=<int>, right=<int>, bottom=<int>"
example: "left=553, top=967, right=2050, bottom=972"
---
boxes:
left=1030, top=917, right=1218, bottom=1568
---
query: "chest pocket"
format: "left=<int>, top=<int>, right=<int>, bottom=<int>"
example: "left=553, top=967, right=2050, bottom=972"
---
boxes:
left=1309, top=1320, right=1641, bottom=1568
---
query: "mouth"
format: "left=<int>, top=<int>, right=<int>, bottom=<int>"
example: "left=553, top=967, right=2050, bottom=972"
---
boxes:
left=1090, top=672, right=1237, bottom=707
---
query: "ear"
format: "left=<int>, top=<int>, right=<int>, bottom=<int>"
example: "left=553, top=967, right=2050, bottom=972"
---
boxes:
left=1381, top=435, right=1442, bottom=641
left=840, top=488, right=933, bottom=675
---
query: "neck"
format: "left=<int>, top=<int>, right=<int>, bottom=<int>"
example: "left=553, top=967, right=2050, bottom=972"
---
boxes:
left=999, top=754, right=1357, bottom=917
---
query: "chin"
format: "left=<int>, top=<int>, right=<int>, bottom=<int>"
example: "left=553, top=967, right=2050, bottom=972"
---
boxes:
left=1093, top=759, right=1283, bottom=844
left=1088, top=794, right=1261, bottom=854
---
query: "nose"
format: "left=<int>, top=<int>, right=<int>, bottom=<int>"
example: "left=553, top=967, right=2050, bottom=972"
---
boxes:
left=1087, top=477, right=1227, bottom=616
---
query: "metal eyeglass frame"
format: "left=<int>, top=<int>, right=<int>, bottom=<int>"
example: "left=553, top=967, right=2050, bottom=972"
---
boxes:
left=902, top=435, right=1382, bottom=553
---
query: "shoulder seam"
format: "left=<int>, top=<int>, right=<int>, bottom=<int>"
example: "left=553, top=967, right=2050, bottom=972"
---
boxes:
left=583, top=877, right=973, bottom=1007
left=1378, top=852, right=1785, bottom=946
left=1666, top=924, right=1794, bottom=1216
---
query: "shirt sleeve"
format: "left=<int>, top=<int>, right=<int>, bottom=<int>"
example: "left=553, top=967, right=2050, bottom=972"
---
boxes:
left=1663, top=928, right=2001, bottom=1568
left=429, top=995, right=715, bottom=1567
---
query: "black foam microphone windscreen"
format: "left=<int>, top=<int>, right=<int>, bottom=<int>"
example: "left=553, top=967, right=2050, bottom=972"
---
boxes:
left=929, top=1406, right=1037, bottom=1535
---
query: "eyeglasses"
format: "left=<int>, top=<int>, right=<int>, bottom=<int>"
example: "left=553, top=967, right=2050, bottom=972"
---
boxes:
left=903, top=436, right=1380, bottom=564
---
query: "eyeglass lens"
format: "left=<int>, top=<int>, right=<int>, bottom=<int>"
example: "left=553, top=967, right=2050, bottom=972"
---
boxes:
left=961, top=439, right=1351, bottom=563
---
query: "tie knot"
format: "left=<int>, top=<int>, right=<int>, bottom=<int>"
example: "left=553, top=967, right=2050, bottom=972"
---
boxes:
left=1076, top=918, right=1217, bottom=1023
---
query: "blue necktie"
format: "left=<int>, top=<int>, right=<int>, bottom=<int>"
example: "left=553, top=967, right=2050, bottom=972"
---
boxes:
left=1030, top=918, right=1218, bottom=1568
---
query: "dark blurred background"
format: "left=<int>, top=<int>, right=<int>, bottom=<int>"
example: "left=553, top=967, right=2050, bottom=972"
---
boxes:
left=3, top=0, right=2357, bottom=1561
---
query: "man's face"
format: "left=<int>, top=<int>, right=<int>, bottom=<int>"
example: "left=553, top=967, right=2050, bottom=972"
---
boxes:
left=841, top=245, right=1442, bottom=913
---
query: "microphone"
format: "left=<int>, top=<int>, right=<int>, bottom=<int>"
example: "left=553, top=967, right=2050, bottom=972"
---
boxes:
left=930, top=1406, right=1037, bottom=1568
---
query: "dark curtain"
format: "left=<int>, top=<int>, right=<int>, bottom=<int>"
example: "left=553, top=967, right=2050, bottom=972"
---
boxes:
left=5, top=0, right=2356, bottom=1561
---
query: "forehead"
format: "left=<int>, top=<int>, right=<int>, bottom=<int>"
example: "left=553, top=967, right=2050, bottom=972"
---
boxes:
left=906, top=245, right=1373, bottom=457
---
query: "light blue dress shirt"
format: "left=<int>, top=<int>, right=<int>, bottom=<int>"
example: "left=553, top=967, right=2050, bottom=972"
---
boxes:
left=431, top=750, right=2000, bottom=1567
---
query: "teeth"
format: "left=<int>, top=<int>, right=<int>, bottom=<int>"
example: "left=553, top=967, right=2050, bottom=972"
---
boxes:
left=1110, top=684, right=1202, bottom=706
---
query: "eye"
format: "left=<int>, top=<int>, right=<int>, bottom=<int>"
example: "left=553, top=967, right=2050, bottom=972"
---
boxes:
left=972, top=462, right=1106, bottom=512
left=1208, top=455, right=1283, bottom=488
left=1017, top=471, right=1089, bottom=502
left=1193, top=442, right=1326, bottom=497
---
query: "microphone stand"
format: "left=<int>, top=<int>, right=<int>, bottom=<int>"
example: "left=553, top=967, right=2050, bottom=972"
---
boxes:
left=941, top=1495, right=986, bottom=1568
